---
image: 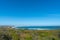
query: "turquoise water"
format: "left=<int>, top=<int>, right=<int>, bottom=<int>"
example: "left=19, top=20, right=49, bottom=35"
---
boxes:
left=16, top=26, right=60, bottom=30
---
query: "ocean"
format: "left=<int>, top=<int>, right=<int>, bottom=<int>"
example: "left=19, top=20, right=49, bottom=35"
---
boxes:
left=16, top=26, right=60, bottom=30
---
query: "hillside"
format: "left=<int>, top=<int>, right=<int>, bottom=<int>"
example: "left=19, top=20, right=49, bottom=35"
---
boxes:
left=0, top=26, right=60, bottom=40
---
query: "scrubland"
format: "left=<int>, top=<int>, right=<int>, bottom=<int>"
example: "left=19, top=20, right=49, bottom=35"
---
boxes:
left=0, top=26, right=60, bottom=40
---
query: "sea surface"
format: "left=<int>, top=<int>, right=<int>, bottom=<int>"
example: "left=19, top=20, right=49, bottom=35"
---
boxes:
left=16, top=26, right=60, bottom=30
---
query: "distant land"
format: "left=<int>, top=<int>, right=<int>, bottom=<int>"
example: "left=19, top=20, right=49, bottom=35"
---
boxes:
left=0, top=25, right=60, bottom=30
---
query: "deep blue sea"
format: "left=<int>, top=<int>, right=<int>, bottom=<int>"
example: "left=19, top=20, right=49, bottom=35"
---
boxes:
left=16, top=26, right=60, bottom=30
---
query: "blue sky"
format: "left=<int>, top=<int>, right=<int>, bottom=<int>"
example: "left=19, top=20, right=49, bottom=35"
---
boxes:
left=0, top=0, right=60, bottom=26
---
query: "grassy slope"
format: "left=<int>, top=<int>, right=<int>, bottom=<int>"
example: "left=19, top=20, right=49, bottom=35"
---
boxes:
left=0, top=27, right=60, bottom=40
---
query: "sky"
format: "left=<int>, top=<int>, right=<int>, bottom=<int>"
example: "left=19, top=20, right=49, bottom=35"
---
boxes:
left=0, top=0, right=60, bottom=26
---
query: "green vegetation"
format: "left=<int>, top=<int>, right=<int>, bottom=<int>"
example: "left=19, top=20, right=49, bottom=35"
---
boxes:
left=0, top=26, right=60, bottom=40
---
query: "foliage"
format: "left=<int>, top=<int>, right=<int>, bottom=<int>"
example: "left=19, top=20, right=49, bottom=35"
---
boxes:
left=0, top=26, right=60, bottom=40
